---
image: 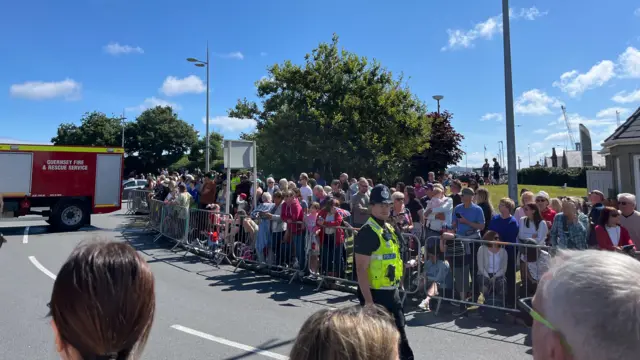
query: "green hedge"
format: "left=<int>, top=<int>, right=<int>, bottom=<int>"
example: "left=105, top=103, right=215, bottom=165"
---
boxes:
left=517, top=167, right=604, bottom=187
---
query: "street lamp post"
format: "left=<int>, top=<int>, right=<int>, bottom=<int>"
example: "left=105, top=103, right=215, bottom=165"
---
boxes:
left=528, top=144, right=531, bottom=167
left=187, top=43, right=211, bottom=171
left=120, top=110, right=126, bottom=149
left=432, top=95, right=444, bottom=116
left=502, top=0, right=518, bottom=203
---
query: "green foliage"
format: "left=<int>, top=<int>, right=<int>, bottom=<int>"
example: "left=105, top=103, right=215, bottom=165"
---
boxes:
left=517, top=166, right=605, bottom=188
left=232, top=34, right=431, bottom=183
left=409, top=111, right=464, bottom=181
left=188, top=131, right=224, bottom=171
left=52, top=106, right=200, bottom=174
left=168, top=155, right=192, bottom=171
left=51, top=111, right=122, bottom=146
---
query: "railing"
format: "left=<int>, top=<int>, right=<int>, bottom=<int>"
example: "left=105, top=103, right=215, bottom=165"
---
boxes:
left=127, top=197, right=551, bottom=318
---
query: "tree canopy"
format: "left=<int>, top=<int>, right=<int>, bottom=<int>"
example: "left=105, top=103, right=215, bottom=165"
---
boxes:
left=232, top=34, right=433, bottom=182
left=409, top=111, right=464, bottom=180
left=51, top=111, right=122, bottom=147
left=51, top=106, right=221, bottom=174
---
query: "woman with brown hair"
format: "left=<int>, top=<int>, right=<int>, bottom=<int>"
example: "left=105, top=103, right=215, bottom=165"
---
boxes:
left=595, top=206, right=636, bottom=252
left=290, top=305, right=400, bottom=360
left=49, top=241, right=155, bottom=360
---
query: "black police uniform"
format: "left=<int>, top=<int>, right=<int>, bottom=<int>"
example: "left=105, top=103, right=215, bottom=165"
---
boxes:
left=354, top=184, right=415, bottom=360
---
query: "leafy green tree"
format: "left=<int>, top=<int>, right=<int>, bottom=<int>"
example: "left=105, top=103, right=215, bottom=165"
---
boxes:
left=188, top=131, right=224, bottom=170
left=233, top=34, right=431, bottom=182
left=409, top=110, right=464, bottom=179
left=125, top=106, right=198, bottom=170
left=51, top=111, right=122, bottom=146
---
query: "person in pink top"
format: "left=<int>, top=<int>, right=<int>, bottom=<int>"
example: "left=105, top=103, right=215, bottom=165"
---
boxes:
left=281, top=190, right=305, bottom=271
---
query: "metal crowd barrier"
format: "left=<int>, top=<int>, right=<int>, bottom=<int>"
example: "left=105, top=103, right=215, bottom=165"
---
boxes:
left=412, top=235, right=550, bottom=318
left=135, top=202, right=550, bottom=317
left=126, top=190, right=152, bottom=215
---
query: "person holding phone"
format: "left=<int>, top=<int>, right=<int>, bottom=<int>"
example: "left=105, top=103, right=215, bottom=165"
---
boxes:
left=450, top=187, right=485, bottom=316
left=595, top=206, right=636, bottom=253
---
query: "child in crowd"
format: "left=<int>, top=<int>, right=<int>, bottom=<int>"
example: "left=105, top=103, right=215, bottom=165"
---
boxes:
left=424, top=184, right=447, bottom=228
left=418, top=245, right=450, bottom=312
left=305, top=202, right=321, bottom=278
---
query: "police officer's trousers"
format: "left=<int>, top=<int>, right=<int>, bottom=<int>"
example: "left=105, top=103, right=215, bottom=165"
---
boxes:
left=357, top=287, right=414, bottom=360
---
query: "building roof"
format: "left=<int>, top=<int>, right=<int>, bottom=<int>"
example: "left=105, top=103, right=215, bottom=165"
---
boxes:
left=563, top=150, right=605, bottom=168
left=603, top=106, right=640, bottom=144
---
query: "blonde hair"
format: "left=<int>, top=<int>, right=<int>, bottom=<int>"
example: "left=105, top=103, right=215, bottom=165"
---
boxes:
left=499, top=197, right=515, bottom=213
left=278, top=178, right=288, bottom=191
left=391, top=191, right=404, bottom=201
left=521, top=191, right=535, bottom=205
left=550, top=198, right=562, bottom=213
left=475, top=188, right=494, bottom=213
left=289, top=306, right=399, bottom=360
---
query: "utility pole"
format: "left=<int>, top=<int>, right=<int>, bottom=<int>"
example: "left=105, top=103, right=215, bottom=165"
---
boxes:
left=502, top=0, right=518, bottom=204
left=120, top=110, right=127, bottom=149
left=616, top=110, right=621, bottom=127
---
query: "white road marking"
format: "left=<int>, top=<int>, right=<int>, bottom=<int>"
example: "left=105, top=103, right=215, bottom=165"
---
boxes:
left=22, top=226, right=30, bottom=244
left=171, top=325, right=289, bottom=360
left=28, top=256, right=56, bottom=280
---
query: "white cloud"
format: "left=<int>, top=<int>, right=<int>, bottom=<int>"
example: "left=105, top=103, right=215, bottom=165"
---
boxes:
left=515, top=89, right=562, bottom=115
left=560, top=113, right=616, bottom=129
left=9, top=79, right=81, bottom=100
left=160, top=75, right=205, bottom=96
left=0, top=137, right=51, bottom=145
left=442, top=7, right=546, bottom=51
left=216, top=52, right=244, bottom=60
left=533, top=129, right=548, bottom=134
left=596, top=107, right=630, bottom=119
left=552, top=60, right=616, bottom=97
left=103, top=42, right=144, bottom=55
left=204, top=116, right=256, bottom=132
left=480, top=113, right=503, bottom=122
left=544, top=131, right=570, bottom=143
left=126, top=97, right=181, bottom=113
left=612, top=89, right=640, bottom=103
left=618, top=47, right=640, bottom=78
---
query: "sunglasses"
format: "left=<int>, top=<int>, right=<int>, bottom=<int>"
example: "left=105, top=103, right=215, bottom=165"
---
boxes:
left=395, top=198, right=404, bottom=202
left=619, top=201, right=629, bottom=206
left=518, top=297, right=572, bottom=353
left=610, top=213, right=619, bottom=218
left=535, top=199, right=547, bottom=203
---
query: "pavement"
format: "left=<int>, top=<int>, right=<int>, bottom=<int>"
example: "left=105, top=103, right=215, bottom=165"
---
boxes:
left=0, top=209, right=534, bottom=359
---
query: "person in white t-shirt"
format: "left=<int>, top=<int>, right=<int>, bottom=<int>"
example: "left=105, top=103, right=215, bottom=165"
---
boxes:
left=298, top=172, right=313, bottom=204
left=518, top=203, right=548, bottom=265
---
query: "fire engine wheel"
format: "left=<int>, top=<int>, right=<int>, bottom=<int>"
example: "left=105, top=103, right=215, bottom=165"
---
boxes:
left=51, top=201, right=88, bottom=231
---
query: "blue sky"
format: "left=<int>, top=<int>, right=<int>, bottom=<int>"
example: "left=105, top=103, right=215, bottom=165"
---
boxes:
left=1, top=0, right=639, bottom=169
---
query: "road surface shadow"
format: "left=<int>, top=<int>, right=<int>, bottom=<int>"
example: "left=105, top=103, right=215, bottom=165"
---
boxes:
left=222, top=338, right=295, bottom=360
left=406, top=309, right=530, bottom=345
left=207, top=271, right=357, bottom=308
left=0, top=224, right=101, bottom=237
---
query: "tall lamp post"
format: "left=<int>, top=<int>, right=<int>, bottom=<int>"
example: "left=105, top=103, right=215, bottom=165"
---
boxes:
left=502, top=0, right=518, bottom=203
left=432, top=95, right=444, bottom=115
left=187, top=43, right=211, bottom=171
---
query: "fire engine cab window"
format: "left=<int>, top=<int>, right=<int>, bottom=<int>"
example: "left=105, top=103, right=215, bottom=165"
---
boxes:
left=124, top=182, right=135, bottom=187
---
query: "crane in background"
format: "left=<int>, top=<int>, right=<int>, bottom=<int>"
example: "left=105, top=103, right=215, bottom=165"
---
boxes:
left=561, top=105, right=577, bottom=151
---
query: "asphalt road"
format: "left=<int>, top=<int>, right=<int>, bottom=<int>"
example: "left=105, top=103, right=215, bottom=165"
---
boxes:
left=0, top=210, right=533, bottom=359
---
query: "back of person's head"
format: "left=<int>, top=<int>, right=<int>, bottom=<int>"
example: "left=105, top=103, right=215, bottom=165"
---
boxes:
left=289, top=305, right=399, bottom=360
left=537, top=250, right=640, bottom=360
left=49, top=241, right=155, bottom=360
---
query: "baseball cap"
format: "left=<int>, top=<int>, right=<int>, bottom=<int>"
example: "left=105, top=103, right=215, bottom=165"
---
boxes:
left=369, top=184, right=393, bottom=205
left=590, top=190, right=605, bottom=200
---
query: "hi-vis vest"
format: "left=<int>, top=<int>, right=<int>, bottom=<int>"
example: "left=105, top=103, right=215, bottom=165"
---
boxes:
left=365, top=217, right=404, bottom=290
left=230, top=176, right=241, bottom=191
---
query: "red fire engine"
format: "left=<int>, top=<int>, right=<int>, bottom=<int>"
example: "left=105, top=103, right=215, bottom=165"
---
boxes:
left=0, top=143, right=124, bottom=231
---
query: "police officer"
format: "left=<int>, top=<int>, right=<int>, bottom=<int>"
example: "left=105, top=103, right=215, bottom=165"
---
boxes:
left=354, top=184, right=414, bottom=360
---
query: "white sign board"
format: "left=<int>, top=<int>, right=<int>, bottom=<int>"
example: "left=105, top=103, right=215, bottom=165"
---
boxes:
left=223, top=140, right=255, bottom=169
left=223, top=140, right=258, bottom=214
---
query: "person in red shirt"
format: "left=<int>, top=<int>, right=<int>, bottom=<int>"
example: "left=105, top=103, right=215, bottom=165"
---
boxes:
left=281, top=190, right=305, bottom=271
left=317, top=197, right=344, bottom=277
left=595, top=206, right=636, bottom=253
left=534, top=191, right=556, bottom=245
